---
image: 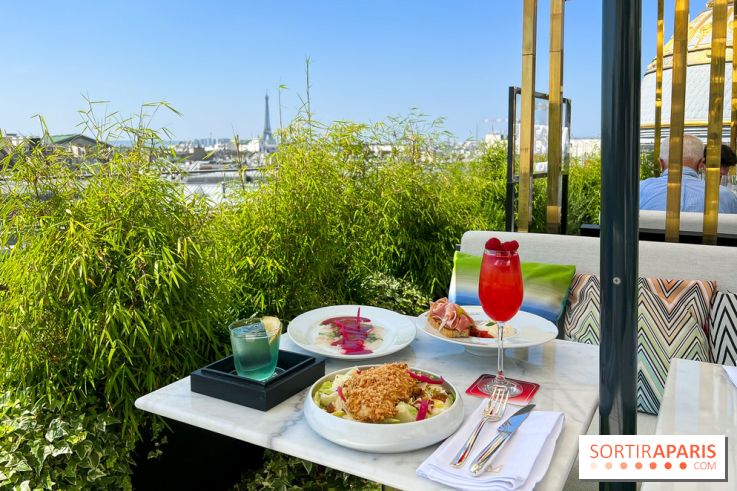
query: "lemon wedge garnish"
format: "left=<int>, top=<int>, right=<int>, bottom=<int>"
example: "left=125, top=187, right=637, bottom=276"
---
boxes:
left=262, top=316, right=282, bottom=345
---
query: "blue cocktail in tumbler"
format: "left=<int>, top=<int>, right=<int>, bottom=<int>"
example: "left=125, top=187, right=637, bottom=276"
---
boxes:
left=229, top=317, right=281, bottom=381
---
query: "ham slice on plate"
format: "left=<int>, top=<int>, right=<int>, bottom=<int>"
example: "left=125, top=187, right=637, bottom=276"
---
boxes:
left=428, top=298, right=474, bottom=335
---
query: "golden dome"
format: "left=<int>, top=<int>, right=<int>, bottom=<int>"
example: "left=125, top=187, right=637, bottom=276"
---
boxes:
left=645, top=2, right=736, bottom=74
left=641, top=2, right=737, bottom=137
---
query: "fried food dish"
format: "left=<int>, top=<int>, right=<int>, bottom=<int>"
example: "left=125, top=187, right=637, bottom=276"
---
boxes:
left=343, top=363, right=414, bottom=422
left=312, top=362, right=455, bottom=424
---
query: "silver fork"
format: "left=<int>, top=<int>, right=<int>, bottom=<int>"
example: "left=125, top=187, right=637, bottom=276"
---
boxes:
left=450, top=384, right=509, bottom=468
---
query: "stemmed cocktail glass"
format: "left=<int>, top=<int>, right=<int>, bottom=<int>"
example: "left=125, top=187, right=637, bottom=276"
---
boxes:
left=478, top=240, right=523, bottom=396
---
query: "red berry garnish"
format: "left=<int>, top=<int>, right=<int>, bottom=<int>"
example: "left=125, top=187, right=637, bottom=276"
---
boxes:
left=485, top=237, right=502, bottom=251
left=502, top=240, right=519, bottom=252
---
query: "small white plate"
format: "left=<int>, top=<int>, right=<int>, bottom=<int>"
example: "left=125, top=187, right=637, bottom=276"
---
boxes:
left=287, top=305, right=416, bottom=360
left=304, top=365, right=464, bottom=453
left=417, top=306, right=557, bottom=355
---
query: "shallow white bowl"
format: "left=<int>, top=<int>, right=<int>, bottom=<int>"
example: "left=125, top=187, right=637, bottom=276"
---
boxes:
left=304, top=365, right=464, bottom=453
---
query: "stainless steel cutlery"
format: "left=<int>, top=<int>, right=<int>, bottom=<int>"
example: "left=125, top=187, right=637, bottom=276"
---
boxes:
left=450, top=385, right=509, bottom=467
left=469, top=403, right=535, bottom=476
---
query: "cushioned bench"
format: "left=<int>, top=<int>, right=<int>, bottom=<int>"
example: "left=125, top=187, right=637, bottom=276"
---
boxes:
left=460, top=231, right=737, bottom=290
left=581, top=211, right=737, bottom=246
left=457, top=230, right=737, bottom=433
left=638, top=210, right=737, bottom=235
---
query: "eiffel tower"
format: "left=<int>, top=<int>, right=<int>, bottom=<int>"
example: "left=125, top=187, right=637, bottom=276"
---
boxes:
left=262, top=92, right=276, bottom=148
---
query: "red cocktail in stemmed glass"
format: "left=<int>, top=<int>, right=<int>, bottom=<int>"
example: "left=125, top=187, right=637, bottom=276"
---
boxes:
left=478, top=238, right=523, bottom=396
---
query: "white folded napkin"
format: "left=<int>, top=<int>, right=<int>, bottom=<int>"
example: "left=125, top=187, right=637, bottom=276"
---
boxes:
left=724, top=366, right=737, bottom=388
left=417, top=400, right=564, bottom=491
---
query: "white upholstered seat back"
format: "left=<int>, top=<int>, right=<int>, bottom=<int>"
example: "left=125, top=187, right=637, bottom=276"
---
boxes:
left=639, top=210, right=737, bottom=234
left=460, top=231, right=737, bottom=293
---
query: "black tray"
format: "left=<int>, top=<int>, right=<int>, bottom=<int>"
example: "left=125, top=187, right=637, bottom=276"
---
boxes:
left=190, top=351, right=325, bottom=411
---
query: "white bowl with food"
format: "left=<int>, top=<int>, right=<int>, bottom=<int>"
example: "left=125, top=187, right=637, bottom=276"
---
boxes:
left=303, top=363, right=464, bottom=453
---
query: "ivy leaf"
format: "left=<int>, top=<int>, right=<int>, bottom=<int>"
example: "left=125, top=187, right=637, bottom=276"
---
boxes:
left=67, top=431, right=88, bottom=446
left=51, top=445, right=72, bottom=457
left=87, top=466, right=106, bottom=481
left=43, top=474, right=55, bottom=488
left=44, top=419, right=67, bottom=442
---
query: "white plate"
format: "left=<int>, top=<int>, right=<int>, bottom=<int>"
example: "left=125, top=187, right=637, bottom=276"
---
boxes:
left=287, top=305, right=416, bottom=360
left=417, top=306, right=557, bottom=355
left=304, top=365, right=464, bottom=453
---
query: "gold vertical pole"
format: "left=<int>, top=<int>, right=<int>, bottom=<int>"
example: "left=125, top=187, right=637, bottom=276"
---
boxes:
left=665, top=0, right=690, bottom=243
left=731, top=1, right=737, bottom=151
left=518, top=0, right=538, bottom=233
left=704, top=0, right=729, bottom=244
left=654, top=0, right=665, bottom=172
left=547, top=0, right=564, bottom=234
left=731, top=0, right=737, bottom=183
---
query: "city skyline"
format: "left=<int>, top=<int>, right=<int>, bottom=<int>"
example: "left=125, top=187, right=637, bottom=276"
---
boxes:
left=0, top=1, right=708, bottom=140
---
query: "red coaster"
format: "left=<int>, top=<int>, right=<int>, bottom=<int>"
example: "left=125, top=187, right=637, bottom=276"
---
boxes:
left=465, top=374, right=540, bottom=405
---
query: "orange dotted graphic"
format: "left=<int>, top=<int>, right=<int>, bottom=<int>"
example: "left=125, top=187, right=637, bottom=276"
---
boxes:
left=605, top=462, right=613, bottom=469
left=635, top=462, right=643, bottom=470
left=665, top=462, right=672, bottom=470
left=590, top=463, right=597, bottom=470
left=650, top=462, right=657, bottom=469
left=620, top=462, right=627, bottom=469
left=680, top=462, right=687, bottom=470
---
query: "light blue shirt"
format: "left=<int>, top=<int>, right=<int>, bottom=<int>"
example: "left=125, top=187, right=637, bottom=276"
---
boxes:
left=640, top=167, right=737, bottom=214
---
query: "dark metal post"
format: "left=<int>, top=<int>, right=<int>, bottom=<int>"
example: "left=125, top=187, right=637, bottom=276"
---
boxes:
left=506, top=86, right=518, bottom=232
left=600, top=1, right=640, bottom=491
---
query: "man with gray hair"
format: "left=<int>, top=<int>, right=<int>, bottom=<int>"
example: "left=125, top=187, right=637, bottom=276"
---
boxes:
left=640, top=134, right=737, bottom=213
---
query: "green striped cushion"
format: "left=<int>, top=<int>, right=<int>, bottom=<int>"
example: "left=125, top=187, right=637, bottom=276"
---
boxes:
left=449, top=251, right=576, bottom=324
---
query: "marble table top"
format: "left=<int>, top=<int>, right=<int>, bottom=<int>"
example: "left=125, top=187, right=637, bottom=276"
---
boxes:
left=135, top=328, right=599, bottom=491
left=642, top=359, right=737, bottom=491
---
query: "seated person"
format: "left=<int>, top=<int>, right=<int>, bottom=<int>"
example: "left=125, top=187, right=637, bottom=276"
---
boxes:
left=640, top=135, right=737, bottom=213
left=712, top=143, right=737, bottom=178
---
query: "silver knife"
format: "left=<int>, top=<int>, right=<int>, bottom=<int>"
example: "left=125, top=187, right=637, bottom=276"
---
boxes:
left=469, top=404, right=535, bottom=476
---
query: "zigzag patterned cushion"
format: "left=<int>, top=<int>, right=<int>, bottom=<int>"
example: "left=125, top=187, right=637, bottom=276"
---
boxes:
left=710, top=291, right=737, bottom=366
left=563, top=274, right=601, bottom=344
left=642, top=277, right=715, bottom=343
left=637, top=286, right=711, bottom=414
left=564, top=273, right=716, bottom=414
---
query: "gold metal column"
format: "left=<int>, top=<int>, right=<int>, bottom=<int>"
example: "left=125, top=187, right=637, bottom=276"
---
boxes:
left=518, top=0, right=538, bottom=232
left=654, top=0, right=665, bottom=172
left=547, top=0, right=564, bottom=234
left=731, top=2, right=737, bottom=151
left=704, top=0, right=729, bottom=244
left=665, top=0, right=690, bottom=243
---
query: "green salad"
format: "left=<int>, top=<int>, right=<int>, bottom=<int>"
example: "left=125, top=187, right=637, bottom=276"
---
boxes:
left=312, top=366, right=455, bottom=424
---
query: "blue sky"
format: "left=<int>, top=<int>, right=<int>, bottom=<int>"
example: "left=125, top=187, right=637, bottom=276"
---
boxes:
left=0, top=1, right=708, bottom=140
